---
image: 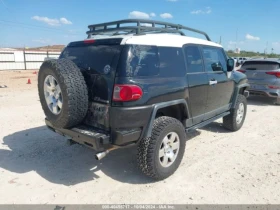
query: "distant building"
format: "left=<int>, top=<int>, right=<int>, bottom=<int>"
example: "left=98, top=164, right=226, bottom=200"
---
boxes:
left=0, top=48, right=17, bottom=51
left=14, top=45, right=65, bottom=52
left=235, top=48, right=241, bottom=54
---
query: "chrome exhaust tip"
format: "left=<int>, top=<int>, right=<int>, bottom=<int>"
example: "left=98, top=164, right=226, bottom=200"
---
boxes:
left=95, top=150, right=110, bottom=160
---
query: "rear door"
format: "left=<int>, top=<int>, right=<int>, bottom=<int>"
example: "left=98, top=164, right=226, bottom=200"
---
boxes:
left=183, top=45, right=208, bottom=125
left=241, top=61, right=280, bottom=89
left=60, top=39, right=123, bottom=130
left=201, top=46, right=234, bottom=120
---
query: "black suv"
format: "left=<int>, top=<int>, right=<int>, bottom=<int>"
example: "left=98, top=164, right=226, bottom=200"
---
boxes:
left=38, top=19, right=249, bottom=180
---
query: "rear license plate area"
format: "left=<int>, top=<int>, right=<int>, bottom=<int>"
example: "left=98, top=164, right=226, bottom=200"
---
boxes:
left=249, top=84, right=266, bottom=90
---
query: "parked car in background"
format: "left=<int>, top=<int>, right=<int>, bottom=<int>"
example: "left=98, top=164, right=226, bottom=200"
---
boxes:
left=232, top=57, right=248, bottom=68
left=234, top=57, right=247, bottom=66
left=232, top=58, right=240, bottom=69
left=238, top=57, right=247, bottom=64
left=238, top=59, right=280, bottom=104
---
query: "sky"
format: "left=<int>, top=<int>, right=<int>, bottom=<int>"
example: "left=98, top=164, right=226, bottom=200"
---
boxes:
left=1, top=0, right=280, bottom=53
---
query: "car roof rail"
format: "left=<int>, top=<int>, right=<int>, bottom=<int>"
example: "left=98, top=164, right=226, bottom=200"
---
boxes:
left=86, top=19, right=211, bottom=41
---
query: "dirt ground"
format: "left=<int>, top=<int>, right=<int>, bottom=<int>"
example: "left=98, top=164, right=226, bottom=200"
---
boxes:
left=0, top=70, right=279, bottom=204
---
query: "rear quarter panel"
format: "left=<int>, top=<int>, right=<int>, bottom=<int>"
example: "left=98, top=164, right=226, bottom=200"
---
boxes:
left=112, top=76, right=188, bottom=107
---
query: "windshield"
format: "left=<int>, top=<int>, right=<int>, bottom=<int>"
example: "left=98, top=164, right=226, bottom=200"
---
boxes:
left=60, top=45, right=123, bottom=74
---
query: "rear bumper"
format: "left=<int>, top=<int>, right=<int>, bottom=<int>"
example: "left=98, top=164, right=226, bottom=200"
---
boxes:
left=45, top=118, right=143, bottom=151
left=249, top=89, right=279, bottom=98
left=45, top=119, right=110, bottom=152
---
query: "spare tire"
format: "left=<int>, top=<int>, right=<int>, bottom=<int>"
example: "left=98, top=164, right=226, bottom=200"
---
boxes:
left=38, top=58, right=88, bottom=128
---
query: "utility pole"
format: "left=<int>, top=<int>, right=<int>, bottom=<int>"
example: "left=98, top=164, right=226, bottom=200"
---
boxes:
left=23, top=48, right=27, bottom=70
left=235, top=28, right=238, bottom=50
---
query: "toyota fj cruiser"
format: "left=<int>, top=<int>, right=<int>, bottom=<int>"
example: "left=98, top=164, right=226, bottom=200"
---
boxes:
left=38, top=19, right=249, bottom=180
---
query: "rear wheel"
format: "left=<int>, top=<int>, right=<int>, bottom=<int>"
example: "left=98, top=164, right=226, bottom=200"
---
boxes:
left=43, top=75, right=63, bottom=115
left=223, top=94, right=247, bottom=131
left=137, top=117, right=186, bottom=180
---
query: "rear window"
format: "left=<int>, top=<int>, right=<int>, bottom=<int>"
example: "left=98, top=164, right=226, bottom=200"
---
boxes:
left=60, top=44, right=123, bottom=74
left=117, top=45, right=185, bottom=77
left=242, top=61, right=280, bottom=71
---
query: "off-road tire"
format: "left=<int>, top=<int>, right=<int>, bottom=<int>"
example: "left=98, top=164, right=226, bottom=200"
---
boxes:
left=223, top=94, right=247, bottom=131
left=38, top=58, right=88, bottom=128
left=137, top=116, right=186, bottom=180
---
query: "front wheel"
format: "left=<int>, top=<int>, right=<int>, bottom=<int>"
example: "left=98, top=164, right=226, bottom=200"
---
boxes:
left=223, top=94, right=247, bottom=131
left=137, top=117, right=186, bottom=180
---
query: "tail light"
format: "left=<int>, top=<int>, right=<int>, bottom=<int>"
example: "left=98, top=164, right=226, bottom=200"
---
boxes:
left=268, top=85, right=280, bottom=89
left=265, top=71, right=280, bottom=78
left=237, top=69, right=246, bottom=73
left=113, top=85, right=143, bottom=102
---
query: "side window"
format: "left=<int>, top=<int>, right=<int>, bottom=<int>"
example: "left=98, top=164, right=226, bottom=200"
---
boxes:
left=183, top=45, right=204, bottom=73
left=158, top=47, right=186, bottom=77
left=132, top=45, right=159, bottom=76
left=118, top=45, right=160, bottom=77
left=202, top=47, right=227, bottom=72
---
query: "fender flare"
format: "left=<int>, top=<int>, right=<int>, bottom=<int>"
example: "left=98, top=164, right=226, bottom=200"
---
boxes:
left=231, top=83, right=250, bottom=108
left=143, top=99, right=190, bottom=138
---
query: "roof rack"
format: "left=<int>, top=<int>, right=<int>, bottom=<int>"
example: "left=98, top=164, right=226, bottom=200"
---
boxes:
left=87, top=19, right=211, bottom=41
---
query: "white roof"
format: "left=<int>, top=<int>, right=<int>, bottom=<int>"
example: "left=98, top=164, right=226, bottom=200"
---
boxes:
left=123, top=34, right=222, bottom=48
left=89, top=33, right=222, bottom=48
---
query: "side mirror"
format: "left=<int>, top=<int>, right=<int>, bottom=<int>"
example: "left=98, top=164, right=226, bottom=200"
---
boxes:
left=227, top=58, right=234, bottom=72
left=211, top=62, right=223, bottom=71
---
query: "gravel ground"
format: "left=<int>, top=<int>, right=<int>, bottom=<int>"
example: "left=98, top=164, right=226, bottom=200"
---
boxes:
left=0, top=70, right=279, bottom=204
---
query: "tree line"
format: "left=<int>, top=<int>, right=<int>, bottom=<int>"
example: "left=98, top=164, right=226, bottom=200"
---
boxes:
left=227, top=50, right=280, bottom=58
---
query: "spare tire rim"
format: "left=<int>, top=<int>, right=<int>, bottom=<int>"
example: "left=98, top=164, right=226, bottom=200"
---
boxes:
left=159, top=132, right=180, bottom=168
left=44, top=75, right=63, bottom=115
left=236, top=102, right=244, bottom=124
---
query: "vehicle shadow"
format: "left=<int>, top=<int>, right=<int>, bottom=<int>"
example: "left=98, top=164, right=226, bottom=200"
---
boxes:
left=1, top=126, right=201, bottom=186
left=199, top=122, right=231, bottom=134
left=201, top=96, right=279, bottom=132
left=247, top=96, right=276, bottom=106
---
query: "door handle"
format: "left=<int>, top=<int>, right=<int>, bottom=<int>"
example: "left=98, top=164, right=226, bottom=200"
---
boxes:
left=209, top=80, right=217, bottom=85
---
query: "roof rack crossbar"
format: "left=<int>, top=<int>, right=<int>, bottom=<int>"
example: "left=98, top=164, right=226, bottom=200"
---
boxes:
left=86, top=19, right=211, bottom=41
left=87, top=26, right=185, bottom=36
